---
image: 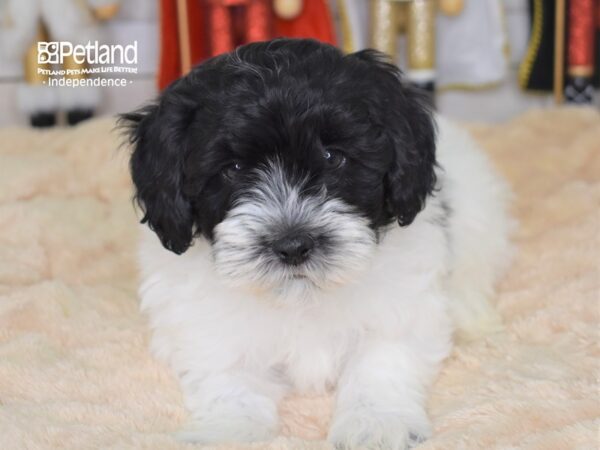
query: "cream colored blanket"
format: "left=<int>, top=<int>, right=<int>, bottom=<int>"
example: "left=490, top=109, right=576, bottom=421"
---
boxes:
left=0, top=109, right=598, bottom=449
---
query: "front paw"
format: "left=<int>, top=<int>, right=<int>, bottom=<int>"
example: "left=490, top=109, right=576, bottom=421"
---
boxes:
left=328, top=408, right=431, bottom=450
left=174, top=415, right=278, bottom=444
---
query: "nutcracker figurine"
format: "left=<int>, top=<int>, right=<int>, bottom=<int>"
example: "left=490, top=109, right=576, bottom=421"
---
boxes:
left=369, top=0, right=463, bottom=93
left=564, top=0, right=597, bottom=103
left=337, top=0, right=508, bottom=96
left=158, top=0, right=336, bottom=90
left=0, top=0, right=121, bottom=127
left=519, top=0, right=598, bottom=103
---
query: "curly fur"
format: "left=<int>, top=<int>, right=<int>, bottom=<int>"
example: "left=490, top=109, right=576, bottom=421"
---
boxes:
left=120, top=39, right=511, bottom=449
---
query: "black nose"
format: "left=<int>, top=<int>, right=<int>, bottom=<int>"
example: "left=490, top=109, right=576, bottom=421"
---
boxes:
left=272, top=233, right=314, bottom=265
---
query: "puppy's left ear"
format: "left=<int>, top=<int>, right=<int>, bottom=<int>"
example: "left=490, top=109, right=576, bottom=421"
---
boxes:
left=351, top=50, right=437, bottom=226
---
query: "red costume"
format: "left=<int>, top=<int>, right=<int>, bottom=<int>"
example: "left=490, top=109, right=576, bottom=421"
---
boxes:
left=158, top=0, right=336, bottom=90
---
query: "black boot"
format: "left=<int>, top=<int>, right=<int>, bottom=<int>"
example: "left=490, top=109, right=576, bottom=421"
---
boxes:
left=564, top=76, right=595, bottom=104
left=30, top=111, right=57, bottom=128
left=67, top=108, right=94, bottom=126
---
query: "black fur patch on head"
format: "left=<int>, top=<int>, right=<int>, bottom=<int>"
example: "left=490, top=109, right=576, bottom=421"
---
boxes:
left=120, top=38, right=437, bottom=254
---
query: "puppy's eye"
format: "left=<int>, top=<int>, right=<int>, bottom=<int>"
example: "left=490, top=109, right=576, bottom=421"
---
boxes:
left=222, top=161, right=244, bottom=180
left=323, top=148, right=347, bottom=169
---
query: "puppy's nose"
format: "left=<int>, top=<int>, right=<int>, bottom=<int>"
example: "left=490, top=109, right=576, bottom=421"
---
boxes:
left=272, top=233, right=314, bottom=265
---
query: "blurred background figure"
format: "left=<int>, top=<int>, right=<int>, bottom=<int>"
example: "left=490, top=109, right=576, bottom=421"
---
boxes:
left=0, top=0, right=598, bottom=127
left=0, top=0, right=122, bottom=127
left=337, top=0, right=507, bottom=104
left=158, top=0, right=335, bottom=89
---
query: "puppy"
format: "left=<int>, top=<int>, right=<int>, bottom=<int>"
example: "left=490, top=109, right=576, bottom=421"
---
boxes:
left=121, top=39, right=511, bottom=449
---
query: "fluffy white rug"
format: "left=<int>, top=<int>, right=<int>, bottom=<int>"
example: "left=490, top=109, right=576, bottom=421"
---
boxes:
left=0, top=109, right=598, bottom=449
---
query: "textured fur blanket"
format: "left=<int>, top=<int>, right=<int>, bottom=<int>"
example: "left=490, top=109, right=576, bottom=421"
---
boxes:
left=0, top=109, right=598, bottom=449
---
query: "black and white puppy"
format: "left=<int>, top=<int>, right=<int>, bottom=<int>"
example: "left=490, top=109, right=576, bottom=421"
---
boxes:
left=121, top=39, right=511, bottom=449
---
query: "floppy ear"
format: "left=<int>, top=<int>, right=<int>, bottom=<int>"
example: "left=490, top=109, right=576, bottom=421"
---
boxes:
left=119, top=89, right=196, bottom=254
left=351, top=50, right=437, bottom=227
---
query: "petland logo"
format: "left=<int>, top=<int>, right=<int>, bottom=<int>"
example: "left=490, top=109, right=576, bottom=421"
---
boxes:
left=38, top=41, right=138, bottom=65
left=37, top=41, right=138, bottom=88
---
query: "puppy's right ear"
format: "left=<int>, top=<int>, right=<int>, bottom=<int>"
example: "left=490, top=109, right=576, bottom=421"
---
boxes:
left=119, top=92, right=196, bottom=255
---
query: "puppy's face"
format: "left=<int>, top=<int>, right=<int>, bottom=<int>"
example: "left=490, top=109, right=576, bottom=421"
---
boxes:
left=122, top=39, right=436, bottom=303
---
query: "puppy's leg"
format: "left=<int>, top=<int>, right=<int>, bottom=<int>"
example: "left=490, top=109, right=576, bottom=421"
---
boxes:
left=446, top=265, right=505, bottom=341
left=174, top=371, right=286, bottom=444
left=329, top=314, right=451, bottom=449
left=444, top=186, right=513, bottom=341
